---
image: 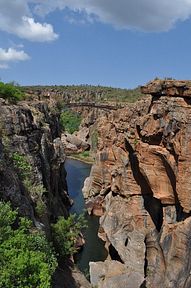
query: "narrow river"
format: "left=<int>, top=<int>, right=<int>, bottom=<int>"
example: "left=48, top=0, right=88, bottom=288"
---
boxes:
left=65, top=158, right=107, bottom=275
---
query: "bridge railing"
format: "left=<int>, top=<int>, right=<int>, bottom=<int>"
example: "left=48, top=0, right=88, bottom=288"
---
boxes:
left=65, top=102, right=124, bottom=110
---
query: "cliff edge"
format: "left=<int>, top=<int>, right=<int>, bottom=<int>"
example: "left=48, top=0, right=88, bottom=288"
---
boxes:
left=83, top=79, right=191, bottom=288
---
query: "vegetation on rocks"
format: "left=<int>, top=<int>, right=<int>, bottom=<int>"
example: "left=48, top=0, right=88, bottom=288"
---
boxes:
left=23, top=179, right=47, bottom=217
left=80, top=151, right=90, bottom=158
left=12, top=152, right=32, bottom=180
left=51, top=213, right=87, bottom=257
left=56, top=84, right=144, bottom=103
left=12, top=152, right=47, bottom=217
left=60, top=110, right=82, bottom=134
left=69, top=151, right=94, bottom=164
left=0, top=202, right=57, bottom=288
left=23, top=84, right=144, bottom=103
left=0, top=82, right=24, bottom=103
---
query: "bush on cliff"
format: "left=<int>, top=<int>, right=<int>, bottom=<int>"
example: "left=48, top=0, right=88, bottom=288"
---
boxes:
left=11, top=152, right=47, bottom=218
left=12, top=152, right=32, bottom=179
left=0, top=202, right=57, bottom=288
left=60, top=110, right=81, bottom=134
left=51, top=213, right=87, bottom=257
left=0, top=82, right=24, bottom=102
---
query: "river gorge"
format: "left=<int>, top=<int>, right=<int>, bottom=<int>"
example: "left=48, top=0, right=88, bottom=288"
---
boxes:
left=65, top=158, right=107, bottom=275
left=1, top=79, right=191, bottom=288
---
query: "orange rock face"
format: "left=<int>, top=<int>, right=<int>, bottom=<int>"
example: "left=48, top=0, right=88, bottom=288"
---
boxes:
left=141, top=79, right=191, bottom=97
left=83, top=80, right=191, bottom=288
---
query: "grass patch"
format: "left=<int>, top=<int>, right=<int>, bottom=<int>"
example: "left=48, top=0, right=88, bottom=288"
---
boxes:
left=68, top=151, right=94, bottom=164
left=80, top=151, right=90, bottom=157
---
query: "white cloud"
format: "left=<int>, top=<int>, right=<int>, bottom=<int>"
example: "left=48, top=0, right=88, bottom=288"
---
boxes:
left=0, top=48, right=30, bottom=69
left=33, top=0, right=191, bottom=32
left=0, top=48, right=30, bottom=62
left=14, top=16, right=58, bottom=42
left=0, top=0, right=58, bottom=42
left=1, top=0, right=191, bottom=45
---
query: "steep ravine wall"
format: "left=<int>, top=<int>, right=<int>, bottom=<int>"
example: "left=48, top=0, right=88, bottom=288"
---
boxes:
left=83, top=80, right=191, bottom=288
left=0, top=98, right=70, bottom=233
left=0, top=97, right=91, bottom=288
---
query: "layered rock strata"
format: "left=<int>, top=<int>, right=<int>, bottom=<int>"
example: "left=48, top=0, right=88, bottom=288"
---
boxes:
left=0, top=98, right=70, bottom=231
left=83, top=80, right=191, bottom=288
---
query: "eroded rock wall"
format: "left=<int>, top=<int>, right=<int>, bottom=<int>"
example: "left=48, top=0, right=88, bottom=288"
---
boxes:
left=83, top=80, right=191, bottom=288
left=0, top=98, right=70, bottom=231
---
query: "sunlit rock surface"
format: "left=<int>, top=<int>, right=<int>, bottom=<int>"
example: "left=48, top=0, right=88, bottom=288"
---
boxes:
left=83, top=80, right=191, bottom=288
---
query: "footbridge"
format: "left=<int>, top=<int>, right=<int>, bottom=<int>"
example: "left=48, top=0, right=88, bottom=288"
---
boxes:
left=65, top=102, right=124, bottom=110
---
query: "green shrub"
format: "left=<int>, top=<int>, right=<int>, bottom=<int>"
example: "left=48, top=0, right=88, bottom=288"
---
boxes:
left=12, top=154, right=47, bottom=217
left=23, top=179, right=46, bottom=200
left=12, top=152, right=32, bottom=179
left=23, top=179, right=47, bottom=217
left=60, top=110, right=81, bottom=134
left=36, top=199, right=47, bottom=217
left=51, top=213, right=87, bottom=257
left=0, top=82, right=24, bottom=103
left=0, top=202, right=57, bottom=288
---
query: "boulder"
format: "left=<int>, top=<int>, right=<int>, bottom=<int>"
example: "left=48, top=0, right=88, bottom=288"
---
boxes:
left=90, top=260, right=144, bottom=288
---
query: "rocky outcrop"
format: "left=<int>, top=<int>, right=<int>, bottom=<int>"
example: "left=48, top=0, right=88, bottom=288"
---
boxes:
left=53, top=264, right=91, bottom=288
left=141, top=78, right=191, bottom=97
left=0, top=98, right=70, bottom=230
left=83, top=80, right=191, bottom=288
left=90, top=260, right=144, bottom=288
left=61, top=132, right=90, bottom=154
left=60, top=106, right=111, bottom=159
left=25, top=86, right=105, bottom=104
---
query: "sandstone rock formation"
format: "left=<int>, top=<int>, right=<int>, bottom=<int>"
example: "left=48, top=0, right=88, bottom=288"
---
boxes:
left=61, top=132, right=89, bottom=154
left=90, top=260, right=144, bottom=288
left=83, top=79, right=191, bottom=288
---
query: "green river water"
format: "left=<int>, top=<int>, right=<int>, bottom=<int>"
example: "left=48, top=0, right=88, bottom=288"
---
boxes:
left=65, top=158, right=107, bottom=274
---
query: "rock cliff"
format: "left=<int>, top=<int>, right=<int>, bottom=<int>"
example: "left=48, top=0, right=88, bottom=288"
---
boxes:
left=83, top=79, right=191, bottom=288
left=0, top=98, right=70, bottom=232
left=0, top=97, right=92, bottom=287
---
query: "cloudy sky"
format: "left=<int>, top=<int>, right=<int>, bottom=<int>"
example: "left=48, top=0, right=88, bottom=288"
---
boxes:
left=0, top=0, right=191, bottom=88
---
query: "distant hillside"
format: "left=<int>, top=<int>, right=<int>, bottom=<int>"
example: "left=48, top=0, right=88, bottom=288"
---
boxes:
left=22, top=84, right=145, bottom=103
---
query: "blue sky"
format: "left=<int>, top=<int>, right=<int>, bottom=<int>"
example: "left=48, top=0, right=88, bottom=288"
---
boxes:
left=1, top=1, right=191, bottom=88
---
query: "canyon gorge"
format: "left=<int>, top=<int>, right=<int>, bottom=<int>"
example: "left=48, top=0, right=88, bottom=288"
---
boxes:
left=1, top=79, right=191, bottom=288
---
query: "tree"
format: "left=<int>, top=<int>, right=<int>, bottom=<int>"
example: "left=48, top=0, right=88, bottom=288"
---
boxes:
left=60, top=110, right=81, bottom=134
left=0, top=202, right=57, bottom=288
left=51, top=213, right=87, bottom=258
